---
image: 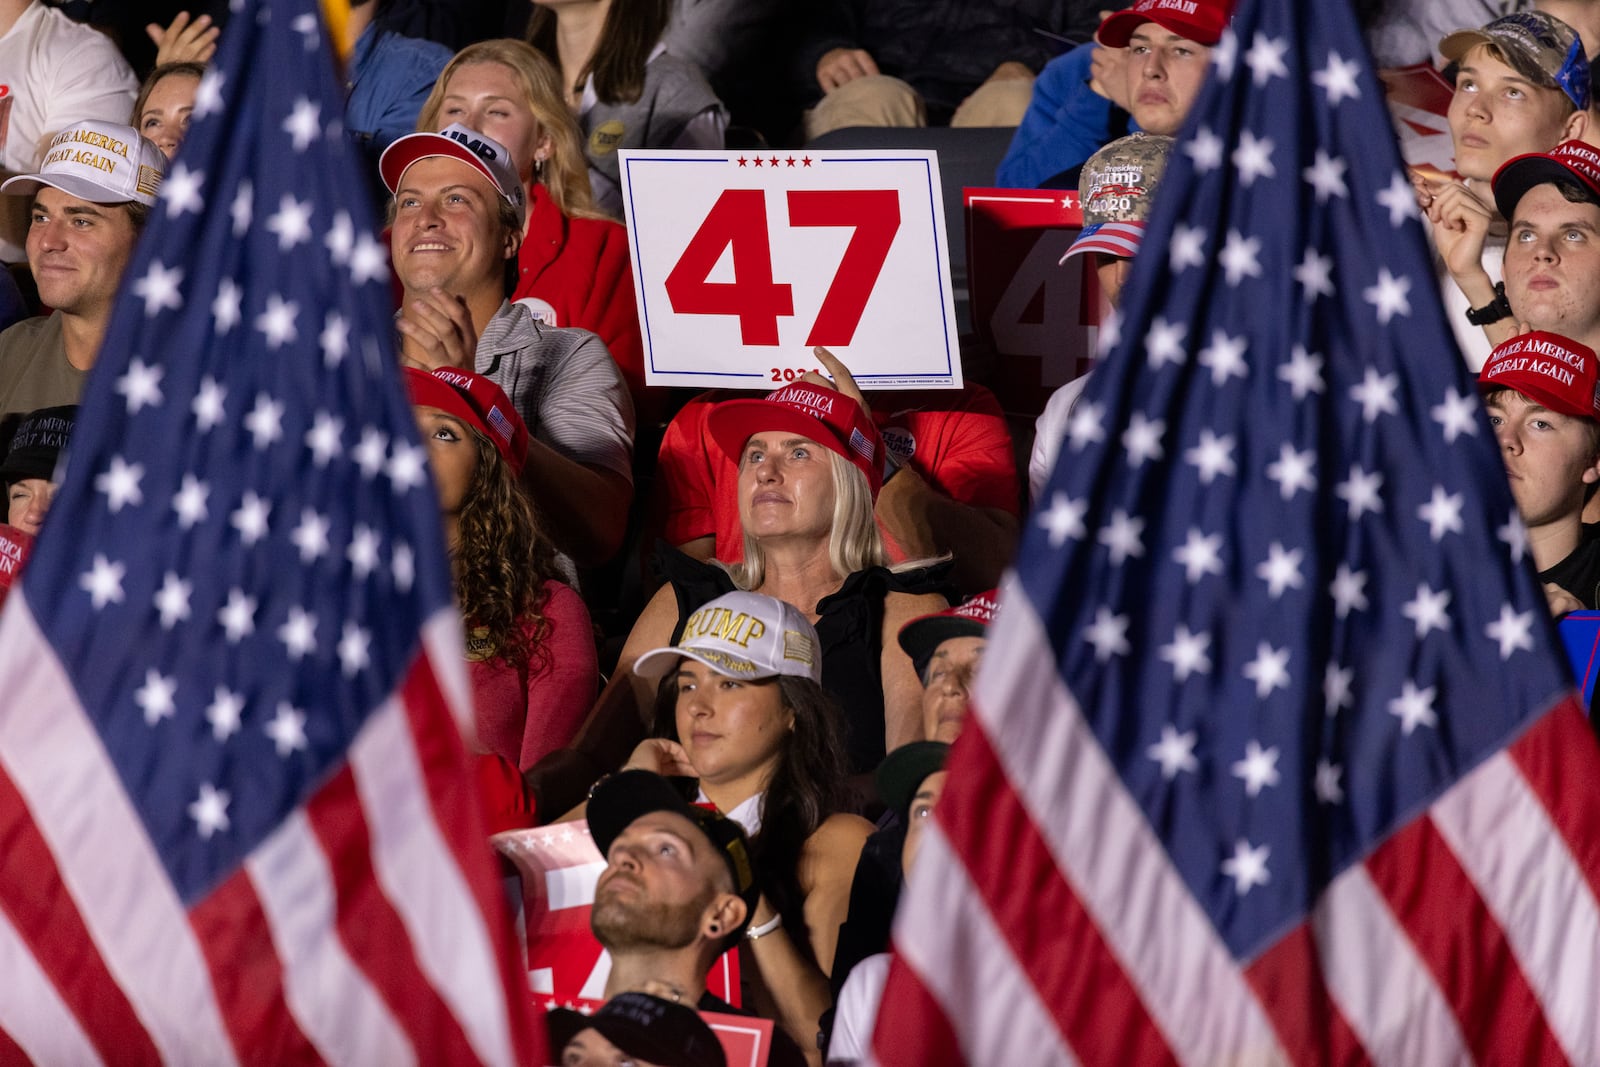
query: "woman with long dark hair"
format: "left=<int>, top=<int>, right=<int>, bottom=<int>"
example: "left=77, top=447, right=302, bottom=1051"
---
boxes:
left=619, top=590, right=872, bottom=1060
left=406, top=367, right=597, bottom=770
left=526, top=0, right=727, bottom=217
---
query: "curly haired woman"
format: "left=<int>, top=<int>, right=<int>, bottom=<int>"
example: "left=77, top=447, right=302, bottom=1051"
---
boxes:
left=406, top=366, right=598, bottom=771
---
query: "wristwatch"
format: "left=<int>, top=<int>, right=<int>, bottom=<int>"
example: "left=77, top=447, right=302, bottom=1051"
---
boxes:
left=1465, top=282, right=1512, bottom=326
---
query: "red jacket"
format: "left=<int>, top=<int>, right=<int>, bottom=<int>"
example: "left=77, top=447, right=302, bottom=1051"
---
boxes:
left=512, top=183, right=660, bottom=425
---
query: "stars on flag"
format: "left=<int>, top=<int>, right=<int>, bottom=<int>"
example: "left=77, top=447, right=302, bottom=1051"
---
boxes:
left=265, top=194, right=314, bottom=251
left=290, top=508, right=332, bottom=563
left=264, top=703, right=308, bottom=756
left=163, top=163, right=205, bottom=217
left=212, top=278, right=242, bottom=334
left=1349, top=368, right=1400, bottom=422
left=1084, top=606, right=1131, bottom=662
left=1485, top=605, right=1535, bottom=660
left=1169, top=223, right=1207, bottom=272
left=1241, top=645, right=1291, bottom=700
left=1242, top=33, right=1289, bottom=86
left=1328, top=564, right=1369, bottom=618
left=1184, top=429, right=1236, bottom=484
left=116, top=359, right=165, bottom=413
left=1265, top=443, right=1316, bottom=500
left=1145, top=318, right=1187, bottom=367
left=1037, top=492, right=1087, bottom=547
left=1065, top=399, right=1106, bottom=450
left=217, top=588, right=257, bottom=643
left=1334, top=466, right=1384, bottom=519
left=172, top=474, right=210, bottom=528
left=205, top=686, right=246, bottom=742
left=255, top=294, right=300, bottom=348
left=1148, top=724, right=1199, bottom=779
left=282, top=97, right=322, bottom=151
left=1232, top=131, right=1276, bottom=186
left=80, top=554, right=126, bottom=609
left=188, top=783, right=231, bottom=839
left=153, top=572, right=193, bottom=630
left=132, top=262, right=184, bottom=317
left=277, top=606, right=318, bottom=660
left=1221, top=839, right=1270, bottom=895
left=1376, top=172, right=1420, bottom=228
left=1219, top=230, right=1263, bottom=287
left=1312, top=51, right=1362, bottom=105
left=1293, top=250, right=1335, bottom=302
left=1173, top=528, right=1225, bottom=584
left=1363, top=268, right=1413, bottom=325
left=1197, top=330, right=1248, bottom=385
left=1301, top=150, right=1348, bottom=203
left=230, top=491, right=271, bottom=546
left=1231, top=739, right=1282, bottom=794
left=1401, top=584, right=1452, bottom=639
left=1417, top=486, right=1465, bottom=542
left=1097, top=510, right=1146, bottom=565
left=135, top=669, right=179, bottom=726
left=1185, top=127, right=1224, bottom=173
left=1121, top=413, right=1166, bottom=467
left=305, top=411, right=344, bottom=467
left=1388, top=680, right=1438, bottom=736
left=1255, top=543, right=1304, bottom=599
left=1159, top=624, right=1212, bottom=682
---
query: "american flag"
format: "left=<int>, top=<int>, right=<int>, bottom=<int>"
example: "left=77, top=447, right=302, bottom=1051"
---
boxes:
left=872, top=0, right=1600, bottom=1062
left=0, top=1, right=537, bottom=1063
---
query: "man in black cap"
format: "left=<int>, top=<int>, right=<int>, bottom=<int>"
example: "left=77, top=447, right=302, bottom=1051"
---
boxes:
left=580, top=770, right=810, bottom=1066
left=584, top=770, right=759, bottom=1009
left=2, top=404, right=73, bottom=536
left=551, top=991, right=727, bottom=1067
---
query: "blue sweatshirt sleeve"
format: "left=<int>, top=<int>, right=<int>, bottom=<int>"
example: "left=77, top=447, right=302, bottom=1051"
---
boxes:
left=996, top=42, right=1117, bottom=189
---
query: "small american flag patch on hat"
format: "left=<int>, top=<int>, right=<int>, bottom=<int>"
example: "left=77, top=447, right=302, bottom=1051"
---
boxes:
left=848, top=427, right=875, bottom=463
left=487, top=405, right=515, bottom=445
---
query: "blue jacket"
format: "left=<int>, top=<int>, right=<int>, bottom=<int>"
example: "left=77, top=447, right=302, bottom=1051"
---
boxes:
left=997, top=41, right=1133, bottom=189
left=345, top=23, right=453, bottom=152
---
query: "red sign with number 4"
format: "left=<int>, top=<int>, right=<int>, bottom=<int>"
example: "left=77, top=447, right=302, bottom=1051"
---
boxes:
left=620, top=150, right=963, bottom=391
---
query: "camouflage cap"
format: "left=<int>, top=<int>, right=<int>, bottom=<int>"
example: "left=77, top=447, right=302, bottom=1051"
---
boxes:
left=1062, top=134, right=1175, bottom=263
left=1439, top=11, right=1590, bottom=111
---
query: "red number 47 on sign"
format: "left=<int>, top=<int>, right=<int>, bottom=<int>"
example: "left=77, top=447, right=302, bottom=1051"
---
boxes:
left=664, top=188, right=901, bottom=347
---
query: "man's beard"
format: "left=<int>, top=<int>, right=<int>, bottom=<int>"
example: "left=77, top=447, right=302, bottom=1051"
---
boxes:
left=591, top=874, right=711, bottom=953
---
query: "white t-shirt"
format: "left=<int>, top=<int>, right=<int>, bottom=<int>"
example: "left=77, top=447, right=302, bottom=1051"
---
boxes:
left=1029, top=373, right=1092, bottom=505
left=0, top=2, right=138, bottom=260
left=827, top=952, right=892, bottom=1065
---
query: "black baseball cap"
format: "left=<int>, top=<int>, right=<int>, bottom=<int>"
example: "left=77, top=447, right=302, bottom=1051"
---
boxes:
left=588, top=771, right=760, bottom=927
left=548, top=993, right=728, bottom=1067
left=0, top=406, right=74, bottom=485
left=876, top=741, right=950, bottom=816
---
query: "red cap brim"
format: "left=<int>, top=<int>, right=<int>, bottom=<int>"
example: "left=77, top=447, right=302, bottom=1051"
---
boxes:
left=404, top=369, right=525, bottom=477
left=707, top=398, right=882, bottom=499
left=1097, top=4, right=1227, bottom=48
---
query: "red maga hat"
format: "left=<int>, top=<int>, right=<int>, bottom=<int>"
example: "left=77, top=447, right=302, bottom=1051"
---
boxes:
left=1097, top=0, right=1232, bottom=48
left=403, top=367, right=529, bottom=477
left=707, top=381, right=885, bottom=498
left=1492, top=139, right=1600, bottom=221
left=1479, top=331, right=1600, bottom=422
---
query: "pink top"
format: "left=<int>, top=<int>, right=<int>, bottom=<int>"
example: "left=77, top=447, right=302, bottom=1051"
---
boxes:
left=469, top=579, right=597, bottom=771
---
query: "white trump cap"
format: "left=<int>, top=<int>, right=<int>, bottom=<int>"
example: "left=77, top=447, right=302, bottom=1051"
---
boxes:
left=1, top=120, right=166, bottom=206
left=633, top=590, right=822, bottom=683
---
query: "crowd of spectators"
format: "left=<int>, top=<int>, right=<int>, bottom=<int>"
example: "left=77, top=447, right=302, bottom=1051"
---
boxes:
left=5, top=0, right=1600, bottom=1062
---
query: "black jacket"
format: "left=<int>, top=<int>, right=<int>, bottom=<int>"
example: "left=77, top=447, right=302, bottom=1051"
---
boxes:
left=796, top=0, right=1103, bottom=123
